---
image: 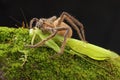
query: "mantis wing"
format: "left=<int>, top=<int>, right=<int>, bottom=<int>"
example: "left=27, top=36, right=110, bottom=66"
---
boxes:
left=67, top=38, right=119, bottom=60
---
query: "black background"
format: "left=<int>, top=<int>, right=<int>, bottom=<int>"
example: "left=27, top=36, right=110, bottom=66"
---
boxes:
left=0, top=0, right=120, bottom=54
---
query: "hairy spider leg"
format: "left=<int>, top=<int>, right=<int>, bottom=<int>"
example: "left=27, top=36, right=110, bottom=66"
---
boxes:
left=30, top=18, right=39, bottom=29
left=25, top=28, right=57, bottom=48
left=54, top=27, right=70, bottom=55
left=58, top=12, right=86, bottom=41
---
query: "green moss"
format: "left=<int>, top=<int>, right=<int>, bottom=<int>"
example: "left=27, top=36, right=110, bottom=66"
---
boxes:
left=0, top=27, right=120, bottom=80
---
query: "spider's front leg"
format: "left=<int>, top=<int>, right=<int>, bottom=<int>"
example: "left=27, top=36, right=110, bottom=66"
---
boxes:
left=25, top=28, right=57, bottom=48
left=29, top=18, right=39, bottom=29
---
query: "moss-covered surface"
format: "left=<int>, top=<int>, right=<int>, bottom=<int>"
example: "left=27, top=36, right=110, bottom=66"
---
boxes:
left=0, top=27, right=120, bottom=80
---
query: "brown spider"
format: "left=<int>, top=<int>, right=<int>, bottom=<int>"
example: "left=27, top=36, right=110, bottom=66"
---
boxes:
left=27, top=12, right=86, bottom=56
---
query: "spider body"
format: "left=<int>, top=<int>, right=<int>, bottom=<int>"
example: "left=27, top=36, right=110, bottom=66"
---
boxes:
left=30, top=16, right=73, bottom=38
left=27, top=12, right=86, bottom=56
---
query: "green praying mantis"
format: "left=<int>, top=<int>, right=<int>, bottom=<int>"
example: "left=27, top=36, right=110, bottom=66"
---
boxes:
left=27, top=27, right=119, bottom=60
left=26, top=12, right=119, bottom=60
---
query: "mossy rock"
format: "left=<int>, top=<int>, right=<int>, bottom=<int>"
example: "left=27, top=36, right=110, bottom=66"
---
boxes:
left=0, top=27, right=120, bottom=80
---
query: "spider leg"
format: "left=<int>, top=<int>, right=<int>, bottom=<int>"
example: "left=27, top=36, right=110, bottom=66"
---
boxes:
left=28, top=18, right=39, bottom=44
left=49, top=27, right=70, bottom=58
left=55, top=27, right=70, bottom=55
left=25, top=28, right=57, bottom=48
left=30, top=18, right=39, bottom=29
left=58, top=12, right=86, bottom=41
left=47, top=16, right=57, bottom=21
